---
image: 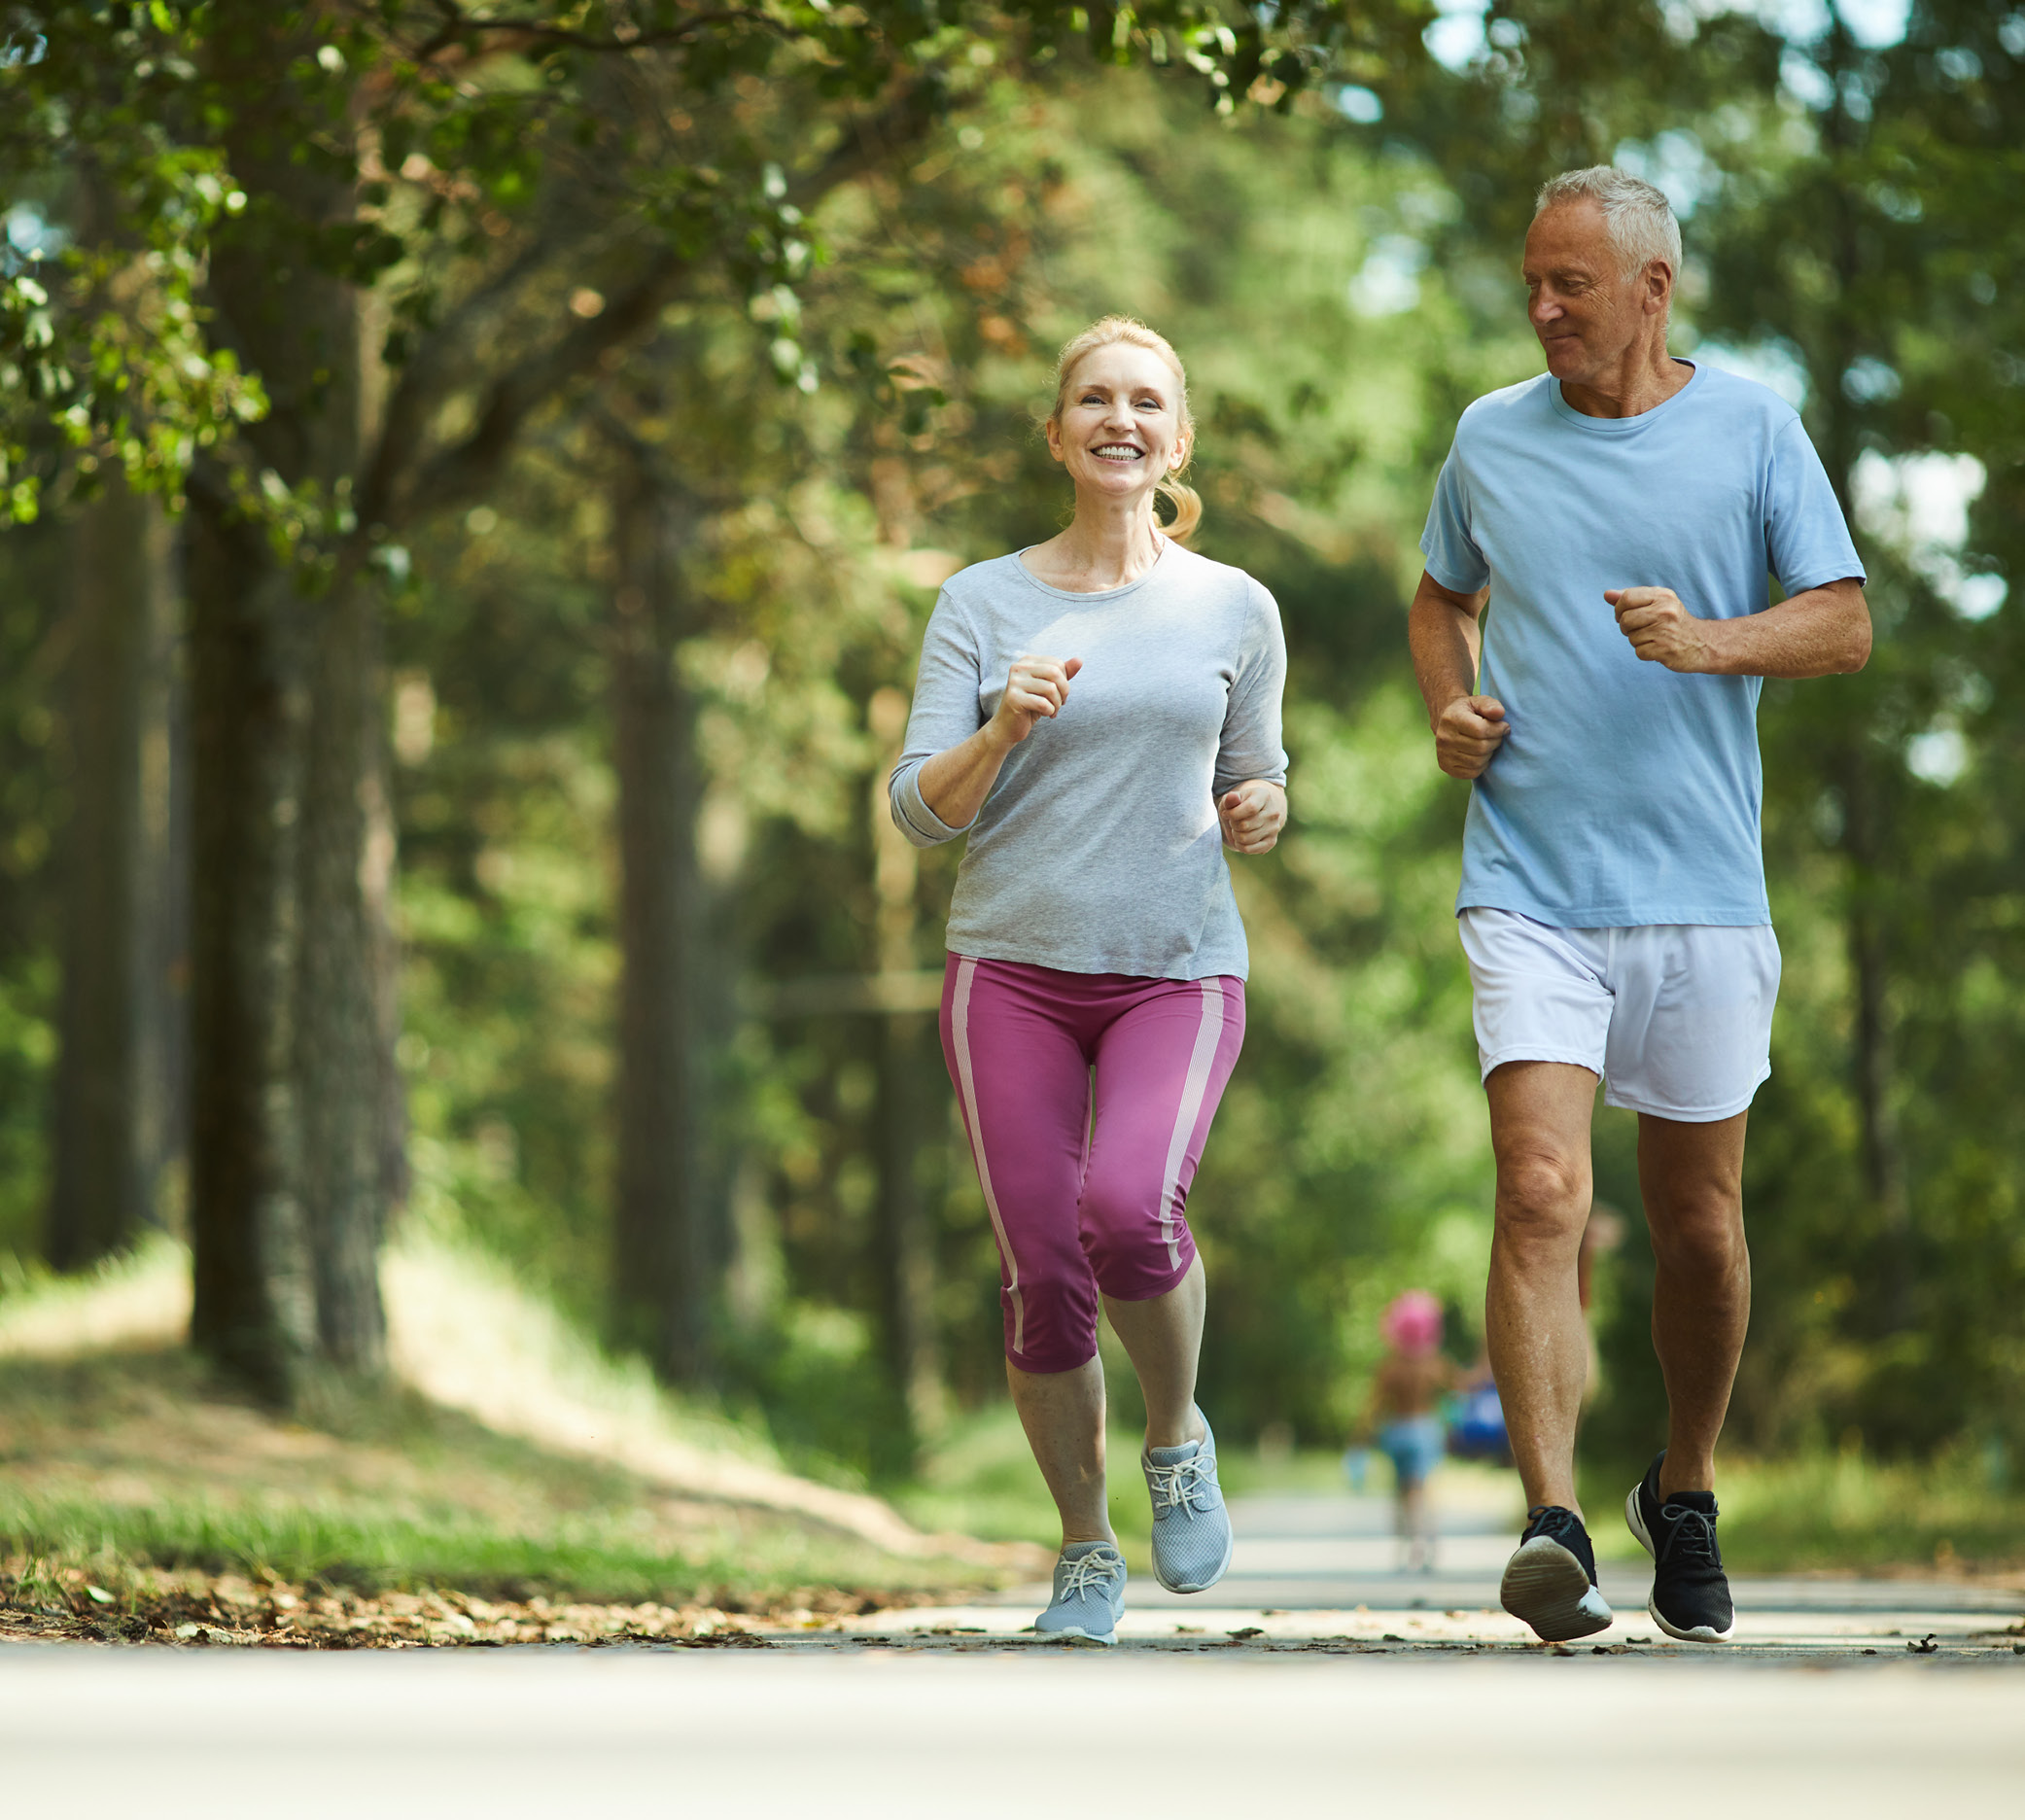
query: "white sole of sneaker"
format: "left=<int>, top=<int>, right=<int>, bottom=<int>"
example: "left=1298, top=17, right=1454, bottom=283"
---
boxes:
left=1644, top=1598, right=1734, bottom=1644
left=1623, top=1484, right=1737, bottom=1643
left=1498, top=1535, right=1614, bottom=1642
left=1034, top=1627, right=1115, bottom=1647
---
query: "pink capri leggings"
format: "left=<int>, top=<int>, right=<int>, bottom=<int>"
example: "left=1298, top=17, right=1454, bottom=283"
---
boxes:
left=939, top=954, right=1246, bottom=1375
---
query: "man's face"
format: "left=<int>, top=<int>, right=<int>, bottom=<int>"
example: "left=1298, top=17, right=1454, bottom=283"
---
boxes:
left=1522, top=200, right=1658, bottom=384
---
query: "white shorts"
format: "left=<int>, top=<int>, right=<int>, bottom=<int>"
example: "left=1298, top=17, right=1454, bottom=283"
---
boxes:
left=1458, top=908, right=1781, bottom=1122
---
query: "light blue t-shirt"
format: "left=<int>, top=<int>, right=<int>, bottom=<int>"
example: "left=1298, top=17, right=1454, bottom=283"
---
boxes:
left=1420, top=362, right=1864, bottom=928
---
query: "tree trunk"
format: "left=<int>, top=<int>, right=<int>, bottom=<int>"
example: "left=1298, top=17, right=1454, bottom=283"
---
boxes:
left=294, top=577, right=390, bottom=1374
left=48, top=475, right=181, bottom=1269
left=186, top=502, right=314, bottom=1399
left=188, top=3, right=389, bottom=1393
left=609, top=463, right=721, bottom=1384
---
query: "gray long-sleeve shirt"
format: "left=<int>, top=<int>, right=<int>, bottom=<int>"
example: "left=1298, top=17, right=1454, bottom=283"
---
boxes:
left=889, top=542, right=1288, bottom=981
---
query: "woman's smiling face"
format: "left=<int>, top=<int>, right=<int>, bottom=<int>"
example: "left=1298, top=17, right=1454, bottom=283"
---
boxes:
left=1046, top=343, right=1190, bottom=503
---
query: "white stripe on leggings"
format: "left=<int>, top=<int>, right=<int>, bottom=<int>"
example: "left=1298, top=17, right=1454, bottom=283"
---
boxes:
left=1158, top=979, right=1226, bottom=1271
left=950, top=957, right=1026, bottom=1357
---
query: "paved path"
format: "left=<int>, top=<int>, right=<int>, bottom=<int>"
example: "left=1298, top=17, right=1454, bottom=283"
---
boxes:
left=885, top=1486, right=2025, bottom=1653
left=5, top=1489, right=2018, bottom=1816
left=3, top=1643, right=2020, bottom=1817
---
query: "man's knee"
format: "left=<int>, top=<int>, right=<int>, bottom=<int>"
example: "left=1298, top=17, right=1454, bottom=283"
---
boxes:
left=1648, top=1191, right=1746, bottom=1278
left=1493, top=1148, right=1590, bottom=1248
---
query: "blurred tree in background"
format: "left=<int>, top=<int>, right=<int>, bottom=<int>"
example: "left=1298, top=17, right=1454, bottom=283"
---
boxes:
left=0, top=1, right=2020, bottom=1490
left=1, top=0, right=1407, bottom=1409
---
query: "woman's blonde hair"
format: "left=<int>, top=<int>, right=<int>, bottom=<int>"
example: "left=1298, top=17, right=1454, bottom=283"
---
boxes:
left=1045, top=315, right=1203, bottom=542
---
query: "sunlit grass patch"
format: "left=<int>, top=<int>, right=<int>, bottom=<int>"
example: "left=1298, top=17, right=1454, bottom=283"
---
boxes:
left=0, top=1488, right=925, bottom=1611
left=0, top=1344, right=996, bottom=1618
left=0, top=1231, right=188, bottom=1357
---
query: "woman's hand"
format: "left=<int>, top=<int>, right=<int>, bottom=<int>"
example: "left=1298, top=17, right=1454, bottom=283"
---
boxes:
left=916, top=654, right=1082, bottom=829
left=987, top=654, right=1083, bottom=751
left=1218, top=780, right=1286, bottom=854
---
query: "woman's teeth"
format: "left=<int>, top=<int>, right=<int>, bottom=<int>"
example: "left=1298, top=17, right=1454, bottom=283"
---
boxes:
left=1093, top=445, right=1142, bottom=460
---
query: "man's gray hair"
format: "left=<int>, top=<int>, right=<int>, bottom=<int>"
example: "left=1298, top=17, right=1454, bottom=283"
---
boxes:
left=1535, top=166, right=1682, bottom=281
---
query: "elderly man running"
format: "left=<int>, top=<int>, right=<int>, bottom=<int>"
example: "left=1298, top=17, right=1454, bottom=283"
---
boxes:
left=1409, top=167, right=1869, bottom=1643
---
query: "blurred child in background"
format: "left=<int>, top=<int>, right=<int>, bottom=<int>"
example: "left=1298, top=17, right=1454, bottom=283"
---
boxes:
left=1355, top=1290, right=1457, bottom=1571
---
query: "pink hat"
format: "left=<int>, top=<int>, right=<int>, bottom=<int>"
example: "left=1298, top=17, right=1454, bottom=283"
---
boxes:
left=1381, top=1290, right=1443, bottom=1357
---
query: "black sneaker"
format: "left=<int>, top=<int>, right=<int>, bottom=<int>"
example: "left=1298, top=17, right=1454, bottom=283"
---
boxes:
left=1625, top=1452, right=1736, bottom=1642
left=1499, top=1504, right=1614, bottom=1641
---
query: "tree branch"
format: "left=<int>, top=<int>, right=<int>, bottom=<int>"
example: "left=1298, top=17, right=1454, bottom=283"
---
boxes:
left=358, top=72, right=947, bottom=532
left=390, top=240, right=690, bottom=524
left=398, top=0, right=793, bottom=64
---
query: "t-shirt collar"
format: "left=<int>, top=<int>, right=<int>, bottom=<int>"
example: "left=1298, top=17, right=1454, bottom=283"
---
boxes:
left=1012, top=535, right=1174, bottom=602
left=1548, top=358, right=1700, bottom=433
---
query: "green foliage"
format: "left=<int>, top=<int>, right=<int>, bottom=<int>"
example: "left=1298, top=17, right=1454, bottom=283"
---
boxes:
left=718, top=1299, right=911, bottom=1487
left=0, top=955, right=56, bottom=1261
left=0, top=0, right=1414, bottom=528
left=1, top=0, right=2020, bottom=1553
left=0, top=5, right=266, bottom=520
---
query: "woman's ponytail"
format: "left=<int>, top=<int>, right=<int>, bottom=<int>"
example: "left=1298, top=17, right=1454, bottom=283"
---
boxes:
left=1156, top=475, right=1203, bottom=542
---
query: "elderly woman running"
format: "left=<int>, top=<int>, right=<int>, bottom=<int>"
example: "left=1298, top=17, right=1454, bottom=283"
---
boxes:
left=890, top=316, right=1288, bottom=1643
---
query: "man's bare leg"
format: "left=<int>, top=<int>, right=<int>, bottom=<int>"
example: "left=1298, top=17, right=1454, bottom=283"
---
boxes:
left=1637, top=1110, right=1750, bottom=1497
left=1484, top=1061, right=1599, bottom=1514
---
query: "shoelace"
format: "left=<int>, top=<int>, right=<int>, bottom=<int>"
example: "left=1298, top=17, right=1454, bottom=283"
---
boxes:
left=1658, top=1502, right=1721, bottom=1567
left=1146, top=1451, right=1216, bottom=1520
left=1522, top=1504, right=1594, bottom=1579
left=1056, top=1550, right=1124, bottom=1599
left=1523, top=1504, right=1586, bottom=1548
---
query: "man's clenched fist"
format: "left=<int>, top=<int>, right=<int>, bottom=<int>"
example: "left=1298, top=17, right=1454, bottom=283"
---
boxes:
left=1435, top=693, right=1510, bottom=780
left=1608, top=587, right=1719, bottom=673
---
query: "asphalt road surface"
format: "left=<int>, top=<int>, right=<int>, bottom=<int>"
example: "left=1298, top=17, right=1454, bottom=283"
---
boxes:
left=7, top=1488, right=2019, bottom=1818
left=1075, top=1486, right=2025, bottom=1635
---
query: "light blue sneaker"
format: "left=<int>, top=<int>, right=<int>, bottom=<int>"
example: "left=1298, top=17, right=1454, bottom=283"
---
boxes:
left=1142, top=1412, right=1234, bottom=1593
left=1033, top=1540, right=1128, bottom=1645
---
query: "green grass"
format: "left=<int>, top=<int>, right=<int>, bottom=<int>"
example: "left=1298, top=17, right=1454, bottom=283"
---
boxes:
left=0, top=1347, right=993, bottom=1611
left=0, top=1489, right=917, bottom=1610
left=1584, top=1447, right=2025, bottom=1576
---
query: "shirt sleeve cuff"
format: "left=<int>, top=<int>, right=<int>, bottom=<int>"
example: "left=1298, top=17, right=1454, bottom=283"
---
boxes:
left=1775, top=564, right=1868, bottom=594
left=1213, top=764, right=1289, bottom=796
left=891, top=767, right=970, bottom=847
left=1420, top=549, right=1488, bottom=596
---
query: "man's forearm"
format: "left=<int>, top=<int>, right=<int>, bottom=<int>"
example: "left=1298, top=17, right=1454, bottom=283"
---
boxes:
left=1409, top=585, right=1484, bottom=726
left=1698, top=579, right=1870, bottom=679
